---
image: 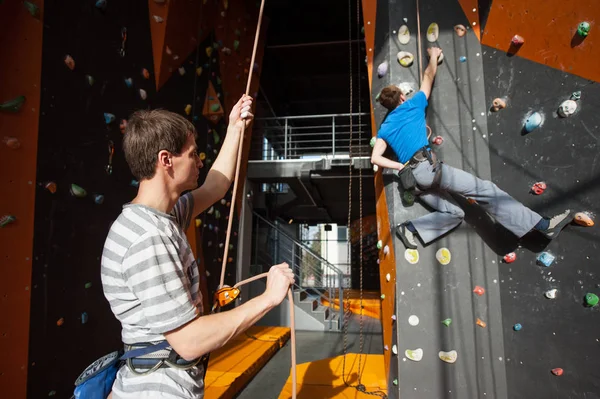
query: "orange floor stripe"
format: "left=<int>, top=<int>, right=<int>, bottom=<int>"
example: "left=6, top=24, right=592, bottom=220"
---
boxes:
left=205, top=326, right=290, bottom=399
left=278, top=354, right=387, bottom=399
left=323, top=290, right=382, bottom=320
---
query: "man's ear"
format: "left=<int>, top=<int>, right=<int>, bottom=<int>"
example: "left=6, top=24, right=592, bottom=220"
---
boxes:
left=158, top=150, right=172, bottom=168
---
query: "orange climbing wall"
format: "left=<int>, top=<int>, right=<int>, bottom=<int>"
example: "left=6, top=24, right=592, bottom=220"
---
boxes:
left=0, top=1, right=44, bottom=397
left=482, top=0, right=599, bottom=83
left=457, top=0, right=481, bottom=40
left=361, top=0, right=395, bottom=381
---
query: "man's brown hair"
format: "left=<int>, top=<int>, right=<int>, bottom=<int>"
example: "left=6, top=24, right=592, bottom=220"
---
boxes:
left=378, top=85, right=403, bottom=111
left=123, top=109, right=198, bottom=180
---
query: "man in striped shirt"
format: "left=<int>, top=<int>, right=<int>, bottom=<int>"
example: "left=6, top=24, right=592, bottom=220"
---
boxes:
left=101, top=95, right=294, bottom=398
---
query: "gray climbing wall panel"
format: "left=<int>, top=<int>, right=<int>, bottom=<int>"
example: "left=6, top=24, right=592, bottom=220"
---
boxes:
left=372, top=0, right=508, bottom=398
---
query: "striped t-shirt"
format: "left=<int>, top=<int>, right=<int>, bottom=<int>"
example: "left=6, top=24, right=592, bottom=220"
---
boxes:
left=101, top=193, right=204, bottom=398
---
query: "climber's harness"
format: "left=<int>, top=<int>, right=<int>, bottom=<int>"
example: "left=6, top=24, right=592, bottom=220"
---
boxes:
left=399, top=146, right=443, bottom=191
left=125, top=341, right=205, bottom=374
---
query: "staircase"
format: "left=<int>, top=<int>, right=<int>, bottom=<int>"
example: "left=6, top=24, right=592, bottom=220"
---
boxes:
left=251, top=211, right=346, bottom=331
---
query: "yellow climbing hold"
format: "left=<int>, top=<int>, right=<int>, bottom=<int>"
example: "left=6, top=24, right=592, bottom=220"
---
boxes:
left=397, top=51, right=414, bottom=67
left=404, top=249, right=419, bottom=264
left=184, top=104, right=192, bottom=115
left=426, top=23, right=439, bottom=42
left=439, top=350, right=457, bottom=364
left=436, top=248, right=451, bottom=265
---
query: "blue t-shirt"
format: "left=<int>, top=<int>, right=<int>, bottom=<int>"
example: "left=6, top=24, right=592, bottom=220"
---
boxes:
left=377, top=90, right=428, bottom=163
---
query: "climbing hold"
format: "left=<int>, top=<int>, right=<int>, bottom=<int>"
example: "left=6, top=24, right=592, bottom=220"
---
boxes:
left=405, top=348, right=423, bottom=361
left=511, top=35, right=525, bottom=46
left=459, top=56, right=467, bottom=63
left=0, top=95, right=26, bottom=113
left=384, top=345, right=389, bottom=351
left=210, top=103, right=221, bottom=112
left=86, top=75, right=95, bottom=86
left=221, top=47, right=232, bottom=56
left=120, top=119, right=127, bottom=134
left=370, top=137, right=376, bottom=148
left=429, top=51, right=444, bottom=65
left=531, top=181, right=547, bottom=195
left=130, top=180, right=139, bottom=187
left=24, top=1, right=40, bottom=17
left=473, top=286, right=485, bottom=296
left=408, top=315, right=419, bottom=326
left=442, top=318, right=452, bottom=327
left=206, top=47, right=213, bottom=57
left=70, top=184, right=87, bottom=198
left=376, top=240, right=383, bottom=249
left=439, top=350, right=457, bottom=364
left=513, top=323, right=522, bottom=331
left=558, top=99, right=577, bottom=118
left=142, top=68, right=150, bottom=79
left=48, top=390, right=57, bottom=397
left=391, top=315, right=397, bottom=321
left=45, top=182, right=57, bottom=194
left=81, top=312, right=89, bottom=324
left=64, top=55, right=75, bottom=70
left=435, top=248, right=451, bottom=265
left=93, top=194, right=105, bottom=205
left=220, top=199, right=227, bottom=205
left=386, top=273, right=391, bottom=282
left=3, top=137, right=20, bottom=149
left=56, top=318, right=65, bottom=327
left=0, top=215, right=16, bottom=228
left=426, top=23, right=439, bottom=42
left=551, top=368, right=564, bottom=376
left=577, top=22, right=590, bottom=37
left=184, top=104, right=192, bottom=115
left=139, top=89, right=147, bottom=100
left=196, top=67, right=203, bottom=76
left=491, top=98, right=506, bottom=112
left=377, top=61, right=388, bottom=78
left=104, top=113, right=115, bottom=124
left=503, top=252, right=516, bottom=263
left=402, top=190, right=415, bottom=206
left=432, top=136, right=443, bottom=146
left=545, top=289, right=557, bottom=299
left=574, top=212, right=594, bottom=227
left=585, top=293, right=599, bottom=307
left=383, top=245, right=390, bottom=255
left=233, top=40, right=240, bottom=51
left=537, top=252, right=555, bottom=267
left=195, top=219, right=202, bottom=228
left=153, top=15, right=164, bottom=23
left=380, top=294, right=385, bottom=299
left=199, top=152, right=206, bottom=161
left=178, top=67, right=186, bottom=76
left=397, top=82, right=414, bottom=96
left=392, top=345, right=398, bottom=355
left=95, top=0, right=107, bottom=11
left=404, top=249, right=419, bottom=264
left=207, top=206, right=214, bottom=215
left=397, top=25, right=410, bottom=44
left=215, top=210, right=221, bottom=219
left=85, top=282, right=92, bottom=289
left=524, top=112, right=542, bottom=132
left=124, top=78, right=133, bottom=88
left=476, top=318, right=487, bottom=328
left=454, top=24, right=466, bottom=37
left=397, top=51, right=414, bottom=67
left=393, top=379, right=398, bottom=386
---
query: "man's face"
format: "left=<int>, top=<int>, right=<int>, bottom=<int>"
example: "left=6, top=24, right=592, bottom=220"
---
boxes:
left=172, top=134, right=203, bottom=191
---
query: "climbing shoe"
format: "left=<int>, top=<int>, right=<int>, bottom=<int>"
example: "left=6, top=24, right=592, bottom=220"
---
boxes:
left=539, top=209, right=573, bottom=239
left=396, top=223, right=418, bottom=249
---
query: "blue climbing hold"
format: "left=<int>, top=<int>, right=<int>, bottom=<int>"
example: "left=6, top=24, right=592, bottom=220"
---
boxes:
left=81, top=312, right=89, bottom=324
left=95, top=0, right=107, bottom=11
left=537, top=252, right=555, bottom=267
left=104, top=113, right=115, bottom=124
left=459, top=56, right=467, bottom=63
left=94, top=194, right=105, bottom=205
left=513, top=323, right=522, bottom=331
left=130, top=179, right=139, bottom=188
left=124, top=78, right=133, bottom=88
left=525, top=112, right=542, bottom=132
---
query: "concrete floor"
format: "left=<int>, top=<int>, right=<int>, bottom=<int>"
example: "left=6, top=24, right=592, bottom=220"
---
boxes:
left=237, top=314, right=384, bottom=399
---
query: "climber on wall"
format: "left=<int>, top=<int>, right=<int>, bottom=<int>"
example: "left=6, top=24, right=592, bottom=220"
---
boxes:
left=370, top=46, right=573, bottom=250
left=100, top=95, right=294, bottom=399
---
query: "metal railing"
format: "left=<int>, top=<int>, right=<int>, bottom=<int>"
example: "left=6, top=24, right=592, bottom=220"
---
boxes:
left=250, top=113, right=372, bottom=161
left=251, top=211, right=349, bottom=329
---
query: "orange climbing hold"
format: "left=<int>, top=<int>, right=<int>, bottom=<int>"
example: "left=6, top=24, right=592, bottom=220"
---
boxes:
left=473, top=286, right=485, bottom=296
left=476, top=318, right=487, bottom=328
left=551, top=368, right=563, bottom=376
left=573, top=212, right=594, bottom=227
left=491, top=98, right=506, bottom=112
left=531, top=182, right=547, bottom=195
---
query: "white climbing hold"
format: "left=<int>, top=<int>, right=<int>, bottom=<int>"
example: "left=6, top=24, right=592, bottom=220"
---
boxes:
left=405, top=348, right=423, bottom=362
left=404, top=249, right=419, bottom=264
left=545, top=289, right=558, bottom=299
left=408, top=315, right=419, bottom=326
left=373, top=164, right=379, bottom=172
left=398, top=25, right=410, bottom=44
left=386, top=273, right=391, bottom=282
left=558, top=100, right=577, bottom=118
left=153, top=15, right=164, bottom=23
left=403, top=18, right=408, bottom=23
left=392, top=345, right=398, bottom=355
left=436, top=248, right=451, bottom=265
left=397, top=82, right=414, bottom=96
left=397, top=51, right=414, bottom=67
left=426, top=23, right=439, bottom=42
left=383, top=245, right=390, bottom=255
left=439, top=350, right=458, bottom=364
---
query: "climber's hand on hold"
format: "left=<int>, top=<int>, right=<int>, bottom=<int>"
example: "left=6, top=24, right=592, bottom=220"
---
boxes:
left=229, top=95, right=254, bottom=129
left=427, top=47, right=443, bottom=61
left=263, top=262, right=295, bottom=307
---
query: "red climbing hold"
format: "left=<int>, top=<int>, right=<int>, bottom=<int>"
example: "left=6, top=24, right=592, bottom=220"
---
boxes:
left=511, top=35, right=525, bottom=46
left=503, top=252, right=516, bottom=263
left=551, top=368, right=563, bottom=376
left=432, top=136, right=443, bottom=146
left=473, top=286, right=485, bottom=296
left=531, top=182, right=547, bottom=195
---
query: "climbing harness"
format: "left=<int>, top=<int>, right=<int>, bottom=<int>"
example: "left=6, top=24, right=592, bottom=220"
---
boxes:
left=341, top=0, right=387, bottom=397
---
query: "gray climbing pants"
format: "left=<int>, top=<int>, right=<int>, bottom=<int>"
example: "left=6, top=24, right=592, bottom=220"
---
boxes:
left=410, top=160, right=543, bottom=244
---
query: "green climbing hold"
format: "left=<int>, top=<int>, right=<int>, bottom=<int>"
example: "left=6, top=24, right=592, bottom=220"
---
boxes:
left=392, top=378, right=398, bottom=386
left=213, top=130, right=220, bottom=145
left=85, top=75, right=95, bottom=86
left=380, top=294, right=385, bottom=299
left=370, top=137, right=376, bottom=148
left=577, top=21, right=590, bottom=37
left=402, top=190, right=415, bottom=206
left=48, top=390, right=56, bottom=397
left=442, top=318, right=452, bottom=327
left=24, top=1, right=39, bottom=18
left=210, top=103, right=221, bottom=112
left=585, top=293, right=599, bottom=307
left=376, top=240, right=383, bottom=249
left=0, top=95, right=26, bottom=113
left=216, top=77, right=222, bottom=85
left=361, top=26, right=365, bottom=34
left=85, top=282, right=92, bottom=289
left=233, top=40, right=240, bottom=51
left=70, top=184, right=87, bottom=198
left=215, top=209, right=221, bottom=219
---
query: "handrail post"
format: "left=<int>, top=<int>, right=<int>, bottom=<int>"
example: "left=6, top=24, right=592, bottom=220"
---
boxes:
left=338, top=273, right=343, bottom=330
left=332, top=116, right=336, bottom=158
left=291, top=244, right=296, bottom=293
left=284, top=118, right=288, bottom=160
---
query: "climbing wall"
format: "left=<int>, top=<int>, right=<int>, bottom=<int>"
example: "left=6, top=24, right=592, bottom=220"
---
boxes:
left=7, top=0, right=266, bottom=397
left=367, top=0, right=600, bottom=398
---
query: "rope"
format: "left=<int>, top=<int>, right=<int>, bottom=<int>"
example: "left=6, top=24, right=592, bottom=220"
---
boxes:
left=416, top=0, right=424, bottom=83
